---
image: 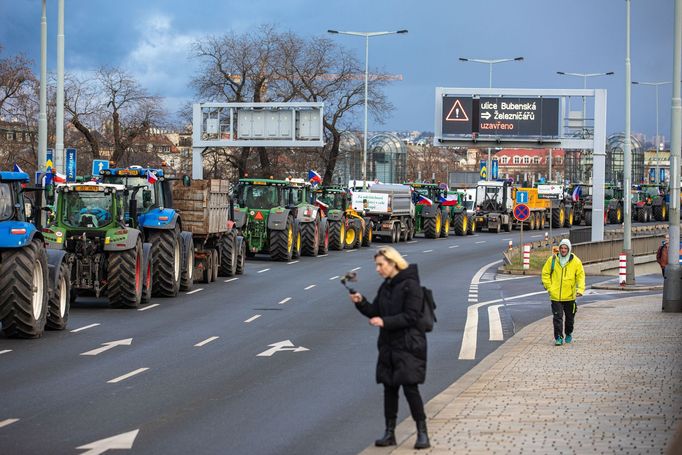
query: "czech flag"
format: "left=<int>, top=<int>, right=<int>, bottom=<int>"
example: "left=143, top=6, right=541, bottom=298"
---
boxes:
left=415, top=194, right=433, bottom=206
left=314, top=198, right=329, bottom=213
left=147, top=170, right=158, bottom=184
left=439, top=194, right=459, bottom=206
left=13, top=163, right=24, bottom=173
left=308, top=170, right=322, bottom=186
left=571, top=185, right=582, bottom=202
left=53, top=171, right=67, bottom=184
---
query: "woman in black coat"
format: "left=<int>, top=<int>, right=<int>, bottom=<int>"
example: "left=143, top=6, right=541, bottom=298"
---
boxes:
left=349, top=246, right=430, bottom=450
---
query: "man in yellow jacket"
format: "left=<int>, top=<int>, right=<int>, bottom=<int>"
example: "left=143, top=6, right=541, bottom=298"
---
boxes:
left=541, top=239, right=585, bottom=346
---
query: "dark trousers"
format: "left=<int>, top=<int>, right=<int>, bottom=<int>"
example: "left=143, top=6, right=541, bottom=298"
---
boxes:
left=383, top=384, right=426, bottom=421
left=551, top=300, right=576, bottom=339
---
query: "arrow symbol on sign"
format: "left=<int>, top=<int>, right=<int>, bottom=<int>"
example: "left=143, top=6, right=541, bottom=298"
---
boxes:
left=257, top=340, right=310, bottom=357
left=98, top=163, right=104, bottom=172
left=77, top=429, right=139, bottom=455
left=480, top=112, right=491, bottom=120
left=81, top=338, right=133, bottom=356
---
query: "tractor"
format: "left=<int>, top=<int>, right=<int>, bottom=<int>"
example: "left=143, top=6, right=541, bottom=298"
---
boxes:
left=407, top=182, right=450, bottom=238
left=445, top=190, right=474, bottom=236
left=638, top=184, right=668, bottom=221
left=313, top=186, right=372, bottom=250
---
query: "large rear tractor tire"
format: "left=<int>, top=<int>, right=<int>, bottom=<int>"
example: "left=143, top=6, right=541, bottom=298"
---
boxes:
left=564, top=208, right=574, bottom=227
left=318, top=220, right=330, bottom=255
left=608, top=206, right=622, bottom=224
left=269, top=217, right=294, bottom=261
left=453, top=212, right=468, bottom=236
left=344, top=223, right=359, bottom=249
left=141, top=248, right=153, bottom=305
left=585, top=210, right=593, bottom=226
left=179, top=233, right=194, bottom=292
left=291, top=224, right=302, bottom=259
left=300, top=221, right=320, bottom=257
left=148, top=229, right=181, bottom=298
left=47, top=260, right=71, bottom=330
left=329, top=221, right=344, bottom=251
left=440, top=214, right=450, bottom=238
left=637, top=208, right=646, bottom=223
left=218, top=230, right=238, bottom=277
left=468, top=217, right=476, bottom=235
left=362, top=221, right=373, bottom=247
left=0, top=240, right=49, bottom=338
left=423, top=213, right=441, bottom=239
left=108, top=240, right=143, bottom=309
left=551, top=207, right=565, bottom=228
left=235, top=237, right=246, bottom=275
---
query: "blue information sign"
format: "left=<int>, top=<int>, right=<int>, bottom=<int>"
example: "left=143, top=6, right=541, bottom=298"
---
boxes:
left=92, top=159, right=110, bottom=177
left=660, top=168, right=666, bottom=183
left=491, top=159, right=499, bottom=180
left=516, top=190, right=528, bottom=204
left=65, top=148, right=77, bottom=182
left=46, top=148, right=53, bottom=167
left=479, top=160, right=487, bottom=179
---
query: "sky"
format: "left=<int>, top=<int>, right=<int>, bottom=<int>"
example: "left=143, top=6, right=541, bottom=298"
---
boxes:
left=0, top=0, right=676, bottom=143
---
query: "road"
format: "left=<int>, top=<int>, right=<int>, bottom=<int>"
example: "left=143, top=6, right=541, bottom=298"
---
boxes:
left=0, top=225, right=661, bottom=454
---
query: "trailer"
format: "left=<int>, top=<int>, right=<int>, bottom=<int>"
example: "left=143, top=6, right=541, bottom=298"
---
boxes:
left=172, top=179, right=245, bottom=285
left=473, top=180, right=553, bottom=233
left=355, top=183, right=415, bottom=243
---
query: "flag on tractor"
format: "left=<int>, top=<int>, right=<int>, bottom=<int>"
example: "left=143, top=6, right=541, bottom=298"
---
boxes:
left=13, top=163, right=24, bottom=173
left=308, top=170, right=322, bottom=186
left=147, top=170, right=158, bottom=184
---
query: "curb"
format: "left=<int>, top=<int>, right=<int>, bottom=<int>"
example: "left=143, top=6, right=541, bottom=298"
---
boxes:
left=591, top=282, right=663, bottom=291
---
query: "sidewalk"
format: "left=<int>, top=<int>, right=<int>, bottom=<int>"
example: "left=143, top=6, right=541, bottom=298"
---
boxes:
left=361, top=294, right=682, bottom=454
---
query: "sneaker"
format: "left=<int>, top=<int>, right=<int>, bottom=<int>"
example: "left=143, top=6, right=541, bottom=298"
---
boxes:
left=555, top=337, right=563, bottom=346
left=565, top=334, right=572, bottom=344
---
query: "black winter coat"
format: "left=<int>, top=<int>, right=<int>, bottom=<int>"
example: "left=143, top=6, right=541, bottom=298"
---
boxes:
left=355, top=264, right=427, bottom=386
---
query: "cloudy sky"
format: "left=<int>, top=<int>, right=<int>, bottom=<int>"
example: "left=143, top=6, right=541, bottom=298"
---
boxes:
left=0, top=0, right=675, bottom=142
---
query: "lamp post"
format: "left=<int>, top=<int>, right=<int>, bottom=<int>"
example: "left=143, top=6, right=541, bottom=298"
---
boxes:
left=459, top=57, right=524, bottom=180
left=328, top=29, right=408, bottom=189
left=633, top=81, right=672, bottom=182
left=556, top=71, right=615, bottom=138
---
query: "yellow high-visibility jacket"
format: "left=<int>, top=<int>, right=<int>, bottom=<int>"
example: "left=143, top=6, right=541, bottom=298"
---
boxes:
left=541, top=253, right=585, bottom=302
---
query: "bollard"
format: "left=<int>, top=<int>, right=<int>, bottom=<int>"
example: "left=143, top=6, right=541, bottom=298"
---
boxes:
left=508, top=239, right=513, bottom=250
left=523, top=244, right=531, bottom=270
left=544, top=232, right=548, bottom=242
left=618, top=253, right=627, bottom=285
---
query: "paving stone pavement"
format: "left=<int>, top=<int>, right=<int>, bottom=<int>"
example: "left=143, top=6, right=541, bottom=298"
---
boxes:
left=360, top=295, right=682, bottom=455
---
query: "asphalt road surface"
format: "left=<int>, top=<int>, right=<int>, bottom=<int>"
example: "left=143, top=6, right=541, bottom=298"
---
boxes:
left=0, top=224, right=662, bottom=455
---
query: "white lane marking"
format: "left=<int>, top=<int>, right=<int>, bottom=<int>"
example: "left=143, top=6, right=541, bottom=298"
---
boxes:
left=475, top=241, right=486, bottom=244
left=187, top=288, right=203, bottom=295
left=0, top=419, right=19, bottom=429
left=329, top=276, right=339, bottom=280
left=488, top=305, right=504, bottom=341
left=448, top=245, right=459, bottom=249
left=318, top=254, right=329, bottom=257
left=345, top=249, right=357, bottom=253
left=502, top=238, right=512, bottom=241
left=287, top=261, right=299, bottom=265
left=107, top=368, right=149, bottom=384
left=407, top=240, right=418, bottom=244
left=423, top=249, right=433, bottom=253
left=257, top=268, right=270, bottom=273
left=245, top=315, right=262, bottom=323
left=224, top=277, right=239, bottom=283
left=138, top=304, right=159, bottom=312
left=81, top=338, right=133, bottom=356
left=70, top=323, right=100, bottom=333
left=304, top=284, right=316, bottom=290
left=351, top=267, right=362, bottom=272
left=77, top=429, right=139, bottom=455
left=477, top=275, right=534, bottom=285
left=531, top=235, right=542, bottom=238
left=467, top=298, right=478, bottom=303
left=195, top=336, right=219, bottom=347
left=472, top=260, right=502, bottom=286
left=278, top=297, right=292, bottom=305
left=0, top=350, right=11, bottom=355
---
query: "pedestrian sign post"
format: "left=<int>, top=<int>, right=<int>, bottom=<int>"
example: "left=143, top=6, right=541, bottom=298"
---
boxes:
left=92, top=160, right=110, bottom=177
left=516, top=190, right=528, bottom=204
left=514, top=203, right=530, bottom=251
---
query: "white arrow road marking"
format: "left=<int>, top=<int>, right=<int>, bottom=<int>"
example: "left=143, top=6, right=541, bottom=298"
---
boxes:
left=304, top=285, right=316, bottom=290
left=278, top=297, right=291, bottom=305
left=244, top=315, right=261, bottom=323
left=81, top=338, right=132, bottom=356
left=194, top=336, right=219, bottom=347
left=0, top=418, right=19, bottom=428
left=138, top=304, right=159, bottom=312
left=71, top=323, right=100, bottom=333
left=224, top=278, right=238, bottom=283
left=77, top=429, right=139, bottom=455
left=329, top=276, right=339, bottom=280
left=488, top=305, right=504, bottom=341
left=0, top=350, right=12, bottom=355
left=257, top=340, right=310, bottom=357
left=107, top=368, right=149, bottom=384
left=287, top=261, right=299, bottom=265
left=257, top=268, right=270, bottom=273
left=351, top=267, right=361, bottom=271
left=187, top=288, right=203, bottom=295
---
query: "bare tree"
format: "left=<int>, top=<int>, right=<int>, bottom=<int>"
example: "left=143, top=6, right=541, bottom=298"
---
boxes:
left=64, top=73, right=104, bottom=159
left=0, top=48, right=34, bottom=117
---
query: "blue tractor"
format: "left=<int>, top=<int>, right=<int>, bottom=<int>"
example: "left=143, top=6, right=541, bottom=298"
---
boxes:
left=0, top=171, right=71, bottom=337
left=99, top=167, right=195, bottom=295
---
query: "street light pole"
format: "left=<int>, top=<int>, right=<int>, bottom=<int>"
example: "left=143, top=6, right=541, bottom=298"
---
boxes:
left=38, top=0, right=47, bottom=173
left=633, top=81, right=672, bottom=182
left=459, top=57, right=524, bottom=181
left=556, top=71, right=615, bottom=139
left=624, top=0, right=634, bottom=285
left=328, top=29, right=408, bottom=190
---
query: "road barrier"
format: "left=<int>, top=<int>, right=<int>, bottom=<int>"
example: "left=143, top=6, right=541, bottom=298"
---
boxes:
left=619, top=253, right=627, bottom=285
left=523, top=244, right=531, bottom=270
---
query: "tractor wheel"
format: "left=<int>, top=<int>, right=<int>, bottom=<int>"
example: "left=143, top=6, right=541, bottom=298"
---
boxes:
left=440, top=215, right=450, bottom=238
left=551, top=207, right=564, bottom=228
left=218, top=230, right=237, bottom=277
left=637, top=208, right=646, bottom=223
left=47, top=259, right=70, bottom=330
left=108, top=240, right=143, bottom=309
left=179, top=234, right=195, bottom=292
left=200, top=251, right=212, bottom=283
left=148, top=229, right=181, bottom=298
left=141, top=250, right=153, bottom=305
left=585, top=210, right=593, bottom=226
left=564, top=209, right=574, bottom=227
left=423, top=213, right=440, bottom=239
left=454, top=212, right=467, bottom=236
left=269, top=216, right=294, bottom=261
left=344, top=223, right=358, bottom=249
left=362, top=221, right=373, bottom=246
left=653, top=205, right=663, bottom=221
left=646, top=208, right=653, bottom=222
left=291, top=224, right=302, bottom=259
left=211, top=249, right=219, bottom=282
left=300, top=221, right=320, bottom=257
left=318, top=222, right=330, bottom=255
left=468, top=217, right=476, bottom=235
left=608, top=206, right=621, bottom=224
left=0, top=240, right=48, bottom=338
left=235, top=237, right=246, bottom=275
left=329, top=221, right=344, bottom=251
left=528, top=214, right=536, bottom=230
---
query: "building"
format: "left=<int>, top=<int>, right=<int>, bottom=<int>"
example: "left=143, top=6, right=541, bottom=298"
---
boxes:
left=493, top=148, right=565, bottom=184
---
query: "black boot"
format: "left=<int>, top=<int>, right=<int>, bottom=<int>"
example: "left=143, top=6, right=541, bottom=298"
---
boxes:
left=414, top=420, right=430, bottom=449
left=374, top=419, right=397, bottom=447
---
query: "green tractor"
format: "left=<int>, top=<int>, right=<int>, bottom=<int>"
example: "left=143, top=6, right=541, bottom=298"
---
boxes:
left=42, top=182, right=148, bottom=308
left=444, top=190, right=473, bottom=236
left=313, top=186, right=372, bottom=250
left=569, top=184, right=624, bottom=226
left=408, top=182, right=450, bottom=239
left=638, top=184, right=669, bottom=221
left=232, top=178, right=327, bottom=261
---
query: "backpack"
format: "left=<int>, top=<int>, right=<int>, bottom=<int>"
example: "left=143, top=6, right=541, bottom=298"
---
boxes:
left=418, top=286, right=437, bottom=333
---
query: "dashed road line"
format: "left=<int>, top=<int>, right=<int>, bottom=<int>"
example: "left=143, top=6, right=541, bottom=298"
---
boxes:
left=448, top=245, right=459, bottom=249
left=257, top=268, right=271, bottom=273
left=0, top=419, right=19, bottom=429
left=107, top=368, right=149, bottom=384
left=329, top=276, right=339, bottom=280
left=423, top=249, right=433, bottom=253
left=278, top=297, right=292, bottom=304
left=475, top=241, right=486, bottom=244
left=245, top=315, right=261, bottom=323
left=194, top=336, right=219, bottom=347
left=345, top=249, right=357, bottom=253
left=318, top=254, right=329, bottom=257
left=287, top=261, right=299, bottom=265
left=531, top=235, right=542, bottom=238
left=304, top=284, right=316, bottom=290
left=224, top=278, right=239, bottom=283
left=0, top=350, right=12, bottom=355
left=187, top=288, right=203, bottom=295
left=407, top=240, right=418, bottom=244
left=138, top=304, right=160, bottom=312
left=70, top=323, right=100, bottom=333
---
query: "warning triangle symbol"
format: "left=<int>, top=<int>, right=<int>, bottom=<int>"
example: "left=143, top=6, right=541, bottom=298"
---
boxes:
left=445, top=99, right=470, bottom=122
